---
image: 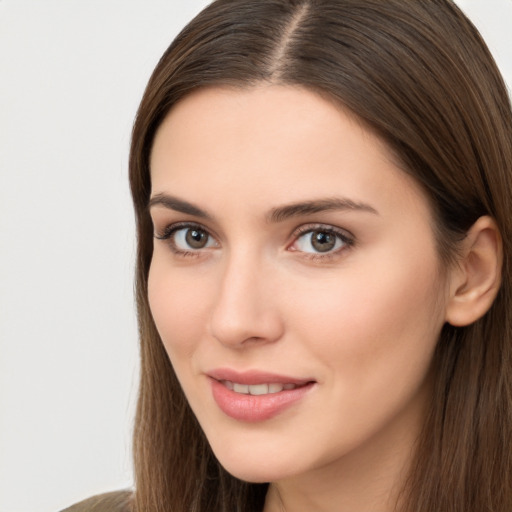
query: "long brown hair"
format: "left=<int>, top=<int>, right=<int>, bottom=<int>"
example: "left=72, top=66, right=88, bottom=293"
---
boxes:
left=129, top=1, right=512, bottom=510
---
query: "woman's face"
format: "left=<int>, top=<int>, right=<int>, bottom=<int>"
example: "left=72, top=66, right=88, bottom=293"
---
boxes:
left=148, top=85, right=451, bottom=486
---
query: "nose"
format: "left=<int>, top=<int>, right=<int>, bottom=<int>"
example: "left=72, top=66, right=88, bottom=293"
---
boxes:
left=208, top=251, right=284, bottom=348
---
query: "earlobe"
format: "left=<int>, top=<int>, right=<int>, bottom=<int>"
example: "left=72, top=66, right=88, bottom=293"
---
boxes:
left=445, top=216, right=503, bottom=327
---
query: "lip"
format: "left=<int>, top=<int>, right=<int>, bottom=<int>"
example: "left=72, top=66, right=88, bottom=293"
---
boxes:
left=208, top=368, right=313, bottom=386
left=207, top=368, right=316, bottom=422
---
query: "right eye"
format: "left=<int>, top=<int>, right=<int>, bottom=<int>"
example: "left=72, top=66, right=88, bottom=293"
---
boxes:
left=173, top=226, right=216, bottom=250
left=155, top=224, right=219, bottom=254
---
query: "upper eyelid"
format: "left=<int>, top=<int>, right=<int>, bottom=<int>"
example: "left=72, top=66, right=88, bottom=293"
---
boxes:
left=291, top=223, right=354, bottom=240
left=154, top=220, right=219, bottom=241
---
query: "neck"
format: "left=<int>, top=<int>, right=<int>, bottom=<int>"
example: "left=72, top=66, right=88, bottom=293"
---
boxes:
left=264, top=451, right=409, bottom=512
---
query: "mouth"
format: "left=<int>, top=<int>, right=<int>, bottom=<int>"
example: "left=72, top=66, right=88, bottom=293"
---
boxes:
left=207, top=369, right=316, bottom=422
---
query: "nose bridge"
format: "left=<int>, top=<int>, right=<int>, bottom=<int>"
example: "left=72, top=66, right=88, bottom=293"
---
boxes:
left=209, top=246, right=282, bottom=347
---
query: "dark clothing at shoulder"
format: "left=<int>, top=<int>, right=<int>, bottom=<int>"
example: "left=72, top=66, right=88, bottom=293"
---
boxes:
left=60, top=490, right=132, bottom=512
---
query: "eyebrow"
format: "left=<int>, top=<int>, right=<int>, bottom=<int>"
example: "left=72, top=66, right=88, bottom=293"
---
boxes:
left=268, top=198, right=378, bottom=223
left=148, top=193, right=212, bottom=219
left=148, top=193, right=378, bottom=222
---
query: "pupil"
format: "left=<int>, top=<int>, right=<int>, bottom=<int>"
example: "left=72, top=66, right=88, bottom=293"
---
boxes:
left=186, top=229, right=207, bottom=248
left=312, top=231, right=335, bottom=252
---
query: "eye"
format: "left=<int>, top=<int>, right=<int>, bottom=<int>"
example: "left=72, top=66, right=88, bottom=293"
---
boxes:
left=155, top=223, right=218, bottom=254
left=289, top=226, right=353, bottom=255
left=174, top=226, right=215, bottom=250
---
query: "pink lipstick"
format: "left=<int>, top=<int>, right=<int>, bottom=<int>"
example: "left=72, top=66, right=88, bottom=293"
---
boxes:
left=208, top=369, right=315, bottom=422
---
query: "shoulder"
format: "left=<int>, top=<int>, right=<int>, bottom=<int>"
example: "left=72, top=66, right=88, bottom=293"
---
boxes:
left=60, top=490, right=133, bottom=512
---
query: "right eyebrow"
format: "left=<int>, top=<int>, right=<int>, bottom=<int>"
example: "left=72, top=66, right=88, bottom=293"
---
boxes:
left=148, top=193, right=212, bottom=219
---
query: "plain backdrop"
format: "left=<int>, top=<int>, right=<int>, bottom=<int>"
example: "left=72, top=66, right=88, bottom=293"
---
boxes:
left=0, top=1, right=510, bottom=511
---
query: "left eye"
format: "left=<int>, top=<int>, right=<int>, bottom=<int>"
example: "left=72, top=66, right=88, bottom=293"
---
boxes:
left=173, top=227, right=217, bottom=250
left=293, top=229, right=347, bottom=254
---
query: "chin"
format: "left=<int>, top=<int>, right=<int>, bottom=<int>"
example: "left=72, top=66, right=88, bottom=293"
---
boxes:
left=209, top=441, right=294, bottom=483
left=220, top=460, right=284, bottom=484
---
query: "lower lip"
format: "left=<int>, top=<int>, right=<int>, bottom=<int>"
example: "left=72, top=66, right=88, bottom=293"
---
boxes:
left=210, top=379, right=314, bottom=422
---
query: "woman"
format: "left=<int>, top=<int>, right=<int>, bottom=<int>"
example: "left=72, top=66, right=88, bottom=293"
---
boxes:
left=64, top=0, right=512, bottom=510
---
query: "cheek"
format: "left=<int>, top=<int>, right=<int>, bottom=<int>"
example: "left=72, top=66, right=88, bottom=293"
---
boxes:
left=291, top=247, right=446, bottom=387
left=275, top=253, right=446, bottom=458
left=147, top=257, right=212, bottom=360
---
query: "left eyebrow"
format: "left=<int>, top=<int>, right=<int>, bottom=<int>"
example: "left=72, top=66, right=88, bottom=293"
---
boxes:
left=267, top=198, right=378, bottom=223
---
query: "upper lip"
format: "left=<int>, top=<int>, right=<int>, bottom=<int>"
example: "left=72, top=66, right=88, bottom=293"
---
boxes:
left=207, top=368, right=315, bottom=386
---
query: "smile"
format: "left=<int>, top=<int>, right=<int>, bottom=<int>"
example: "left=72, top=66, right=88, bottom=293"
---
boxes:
left=208, top=370, right=316, bottom=422
left=221, top=380, right=300, bottom=395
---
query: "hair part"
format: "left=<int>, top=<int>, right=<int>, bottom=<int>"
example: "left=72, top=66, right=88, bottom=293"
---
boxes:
left=129, top=1, right=512, bottom=510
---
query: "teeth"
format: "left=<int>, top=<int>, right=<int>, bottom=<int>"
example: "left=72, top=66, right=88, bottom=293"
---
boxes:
left=223, top=381, right=298, bottom=395
left=268, top=383, right=284, bottom=393
left=233, top=383, right=249, bottom=394
left=249, top=384, right=269, bottom=395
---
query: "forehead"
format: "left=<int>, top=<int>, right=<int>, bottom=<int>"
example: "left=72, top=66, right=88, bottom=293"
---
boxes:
left=149, top=84, right=427, bottom=219
left=150, top=85, right=379, bottom=168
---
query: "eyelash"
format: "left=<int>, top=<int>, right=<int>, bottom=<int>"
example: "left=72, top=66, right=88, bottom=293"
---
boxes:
left=154, top=222, right=355, bottom=261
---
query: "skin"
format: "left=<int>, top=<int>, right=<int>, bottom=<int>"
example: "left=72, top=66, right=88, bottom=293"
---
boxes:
left=148, top=85, right=454, bottom=512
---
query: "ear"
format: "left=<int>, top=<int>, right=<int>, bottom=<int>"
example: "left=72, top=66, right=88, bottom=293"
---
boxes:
left=445, top=216, right=502, bottom=327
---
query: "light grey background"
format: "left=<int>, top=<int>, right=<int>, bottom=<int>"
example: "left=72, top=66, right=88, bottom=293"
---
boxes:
left=0, top=1, right=510, bottom=511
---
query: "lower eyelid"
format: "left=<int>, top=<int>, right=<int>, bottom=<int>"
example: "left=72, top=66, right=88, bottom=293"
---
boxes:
left=300, top=251, right=344, bottom=263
